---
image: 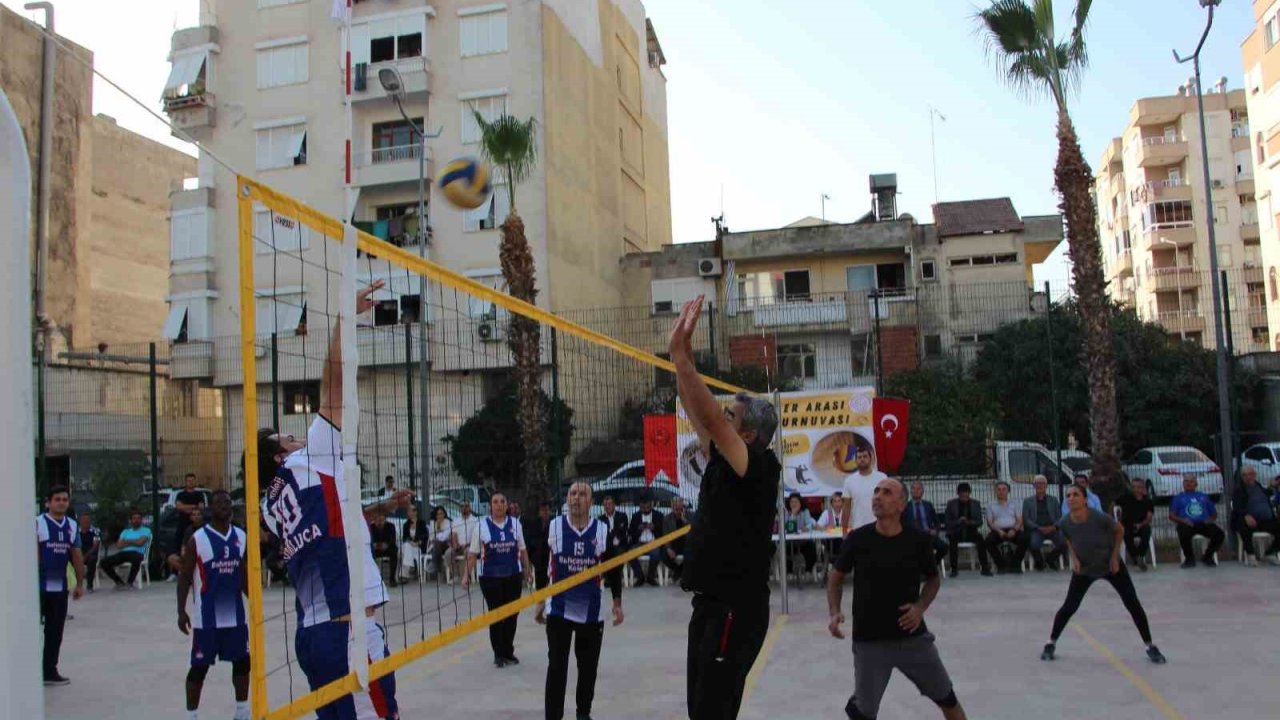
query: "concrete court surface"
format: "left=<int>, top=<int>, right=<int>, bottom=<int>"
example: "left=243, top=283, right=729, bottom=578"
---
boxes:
left=43, top=563, right=1280, bottom=720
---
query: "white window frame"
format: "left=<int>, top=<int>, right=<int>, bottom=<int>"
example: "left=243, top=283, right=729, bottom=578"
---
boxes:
left=256, top=37, right=310, bottom=89
left=463, top=180, right=510, bottom=232
left=1268, top=15, right=1279, bottom=50
left=460, top=6, right=509, bottom=58
left=254, top=119, right=307, bottom=170
left=919, top=259, right=937, bottom=282
left=650, top=278, right=705, bottom=315
left=358, top=12, right=428, bottom=65
left=254, top=286, right=307, bottom=336
left=777, top=343, right=817, bottom=381
left=460, top=91, right=508, bottom=144
left=162, top=293, right=214, bottom=342
left=947, top=253, right=1019, bottom=268
left=463, top=269, right=506, bottom=319
left=170, top=208, right=209, bottom=262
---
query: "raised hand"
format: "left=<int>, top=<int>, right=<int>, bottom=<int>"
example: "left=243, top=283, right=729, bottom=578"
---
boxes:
left=356, top=281, right=386, bottom=315
left=667, top=296, right=704, bottom=360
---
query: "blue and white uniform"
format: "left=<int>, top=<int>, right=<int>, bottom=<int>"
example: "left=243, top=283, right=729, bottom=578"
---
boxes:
left=547, top=517, right=611, bottom=624
left=470, top=516, right=525, bottom=578
left=189, top=525, right=250, bottom=666
left=263, top=417, right=397, bottom=720
left=36, top=514, right=78, bottom=593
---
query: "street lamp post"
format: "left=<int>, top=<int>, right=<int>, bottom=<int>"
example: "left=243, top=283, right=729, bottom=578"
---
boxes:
left=1174, top=0, right=1236, bottom=540
left=379, top=67, right=441, bottom=496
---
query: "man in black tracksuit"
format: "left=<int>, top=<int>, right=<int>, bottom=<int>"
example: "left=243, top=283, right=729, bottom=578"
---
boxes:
left=669, top=296, right=781, bottom=719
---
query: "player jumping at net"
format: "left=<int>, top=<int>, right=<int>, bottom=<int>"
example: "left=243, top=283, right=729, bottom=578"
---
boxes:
left=177, top=490, right=250, bottom=720
left=670, top=296, right=781, bottom=720
left=1040, top=484, right=1167, bottom=665
left=827, top=478, right=967, bottom=720
left=258, top=281, right=413, bottom=720
left=537, top=481, right=624, bottom=720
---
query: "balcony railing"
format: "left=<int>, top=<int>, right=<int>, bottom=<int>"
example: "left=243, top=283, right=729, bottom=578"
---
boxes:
left=356, top=143, right=424, bottom=167
left=1232, top=123, right=1251, bottom=138
left=1142, top=135, right=1185, bottom=146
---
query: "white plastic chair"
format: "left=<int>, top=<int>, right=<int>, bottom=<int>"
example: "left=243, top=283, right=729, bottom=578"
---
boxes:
left=1238, top=531, right=1274, bottom=566
left=1180, top=535, right=1218, bottom=564
left=955, top=542, right=979, bottom=571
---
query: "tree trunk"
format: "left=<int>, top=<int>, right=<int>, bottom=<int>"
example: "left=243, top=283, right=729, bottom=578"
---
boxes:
left=1055, top=112, right=1122, bottom=506
left=498, top=212, right=549, bottom=504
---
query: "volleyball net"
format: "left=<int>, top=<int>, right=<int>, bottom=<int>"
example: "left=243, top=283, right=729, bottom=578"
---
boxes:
left=236, top=176, right=746, bottom=720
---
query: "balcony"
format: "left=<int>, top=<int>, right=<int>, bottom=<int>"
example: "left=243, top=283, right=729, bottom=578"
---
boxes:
left=1135, top=135, right=1188, bottom=168
left=164, top=27, right=218, bottom=141
left=1244, top=264, right=1264, bottom=284
left=352, top=144, right=434, bottom=188
left=1141, top=179, right=1191, bottom=202
left=348, top=57, right=432, bottom=103
left=1157, top=310, right=1205, bottom=334
left=170, top=341, right=214, bottom=379
left=1237, top=176, right=1256, bottom=195
left=1112, top=249, right=1134, bottom=279
left=1149, top=266, right=1200, bottom=292
left=1144, top=223, right=1195, bottom=251
left=751, top=296, right=848, bottom=329
left=1242, top=222, right=1260, bottom=243
left=1248, top=305, right=1269, bottom=329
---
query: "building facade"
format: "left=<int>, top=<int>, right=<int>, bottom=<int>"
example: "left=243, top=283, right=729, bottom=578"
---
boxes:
left=1095, top=84, right=1267, bottom=351
left=1243, top=0, right=1280, bottom=351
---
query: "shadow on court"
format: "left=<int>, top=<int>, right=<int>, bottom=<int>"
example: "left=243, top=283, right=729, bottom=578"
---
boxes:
left=45, top=564, right=1280, bottom=719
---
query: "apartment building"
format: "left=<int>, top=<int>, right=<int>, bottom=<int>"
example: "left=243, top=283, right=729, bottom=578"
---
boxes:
left=159, top=0, right=673, bottom=486
left=1095, top=83, right=1267, bottom=351
left=617, top=177, right=1064, bottom=391
left=1243, top=0, right=1280, bottom=351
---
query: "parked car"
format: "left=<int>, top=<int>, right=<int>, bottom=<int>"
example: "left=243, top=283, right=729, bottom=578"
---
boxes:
left=1122, top=446, right=1223, bottom=500
left=1240, top=442, right=1280, bottom=484
left=431, top=484, right=494, bottom=516
left=563, top=473, right=694, bottom=520
left=1057, top=450, right=1093, bottom=478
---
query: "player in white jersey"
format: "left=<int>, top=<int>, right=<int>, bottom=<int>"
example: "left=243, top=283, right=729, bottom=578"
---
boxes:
left=178, top=490, right=250, bottom=720
left=256, top=282, right=412, bottom=720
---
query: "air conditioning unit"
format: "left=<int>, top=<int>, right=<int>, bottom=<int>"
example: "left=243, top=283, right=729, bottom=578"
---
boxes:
left=478, top=315, right=505, bottom=342
left=1212, top=179, right=1224, bottom=190
left=698, top=257, right=722, bottom=277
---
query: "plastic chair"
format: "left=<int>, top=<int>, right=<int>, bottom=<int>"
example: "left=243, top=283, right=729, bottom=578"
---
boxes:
left=1180, top=535, right=1218, bottom=564
left=1238, top=531, right=1274, bottom=566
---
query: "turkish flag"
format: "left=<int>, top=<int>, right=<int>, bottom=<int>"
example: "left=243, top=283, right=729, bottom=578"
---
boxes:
left=872, top=397, right=911, bottom=473
left=644, top=414, right=678, bottom=486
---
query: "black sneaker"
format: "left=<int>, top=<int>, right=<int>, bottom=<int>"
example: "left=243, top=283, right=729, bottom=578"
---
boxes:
left=947, top=568, right=958, bottom=579
left=576, top=714, right=594, bottom=720
left=1180, top=559, right=1195, bottom=569
left=1146, top=645, right=1167, bottom=664
left=1040, top=644, right=1055, bottom=661
left=504, top=655, right=520, bottom=665
left=980, top=567, right=994, bottom=577
left=494, top=657, right=508, bottom=668
left=1201, top=554, right=1217, bottom=567
left=845, top=696, right=859, bottom=719
left=1010, top=566, right=1024, bottom=575
left=43, top=673, right=70, bottom=686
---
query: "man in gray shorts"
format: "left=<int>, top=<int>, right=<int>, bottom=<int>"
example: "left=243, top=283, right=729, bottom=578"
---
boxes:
left=827, top=478, right=967, bottom=719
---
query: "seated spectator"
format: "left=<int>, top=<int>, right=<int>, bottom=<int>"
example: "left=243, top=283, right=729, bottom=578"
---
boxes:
left=661, top=497, right=690, bottom=582
left=100, top=511, right=152, bottom=589
left=1169, top=475, right=1225, bottom=568
left=627, top=493, right=666, bottom=586
left=781, top=492, right=817, bottom=575
left=984, top=481, right=1027, bottom=574
left=902, top=481, right=947, bottom=564
left=368, top=508, right=399, bottom=587
left=451, top=502, right=482, bottom=580
left=816, top=491, right=846, bottom=533
left=945, top=482, right=992, bottom=577
left=400, top=504, right=428, bottom=582
left=1232, top=466, right=1280, bottom=564
left=428, top=506, right=452, bottom=579
left=1061, top=474, right=1102, bottom=517
left=1115, top=478, right=1155, bottom=571
left=76, top=512, right=101, bottom=593
left=1022, top=475, right=1066, bottom=571
left=165, top=506, right=205, bottom=580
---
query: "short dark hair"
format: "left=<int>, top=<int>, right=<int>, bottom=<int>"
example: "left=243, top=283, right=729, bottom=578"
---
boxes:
left=211, top=489, right=231, bottom=501
left=603, top=494, right=616, bottom=503
left=956, top=482, right=972, bottom=494
left=184, top=473, right=196, bottom=479
left=787, top=491, right=803, bottom=505
left=831, top=491, right=843, bottom=498
left=538, top=500, right=551, bottom=510
left=130, top=509, right=144, bottom=518
left=385, top=475, right=394, bottom=483
left=996, top=481, right=1011, bottom=491
left=46, top=485, right=70, bottom=501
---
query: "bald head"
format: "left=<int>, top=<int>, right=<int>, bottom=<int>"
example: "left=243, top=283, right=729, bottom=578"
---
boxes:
left=567, top=481, right=592, bottom=521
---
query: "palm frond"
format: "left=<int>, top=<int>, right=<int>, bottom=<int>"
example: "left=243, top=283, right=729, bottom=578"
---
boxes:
left=472, top=110, right=538, bottom=210
left=975, top=0, right=1053, bottom=102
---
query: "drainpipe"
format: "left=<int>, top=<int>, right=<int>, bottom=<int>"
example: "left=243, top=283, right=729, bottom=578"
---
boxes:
left=25, top=2, right=54, bottom=491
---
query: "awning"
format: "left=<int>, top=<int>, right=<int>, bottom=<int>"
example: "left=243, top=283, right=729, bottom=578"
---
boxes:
left=161, top=305, right=188, bottom=340
left=164, top=52, right=206, bottom=93
left=287, top=127, right=307, bottom=161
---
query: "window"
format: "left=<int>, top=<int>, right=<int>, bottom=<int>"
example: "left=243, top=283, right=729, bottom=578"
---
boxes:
left=1268, top=16, right=1279, bottom=49
left=876, top=262, right=907, bottom=291
left=1147, top=200, right=1192, bottom=226
left=460, top=8, right=508, bottom=57
left=460, top=93, right=507, bottom=144
left=1259, top=132, right=1267, bottom=165
left=651, top=278, right=706, bottom=314
left=366, top=13, right=426, bottom=63
left=1182, top=331, right=1203, bottom=347
left=255, top=291, right=306, bottom=335
left=948, top=254, right=1018, bottom=268
left=283, top=381, right=320, bottom=415
left=775, top=270, right=811, bottom=301
left=253, top=207, right=309, bottom=253
left=850, top=334, right=873, bottom=376
left=463, top=181, right=511, bottom=231
left=1253, top=327, right=1269, bottom=344
left=464, top=272, right=506, bottom=318
left=777, top=344, right=816, bottom=382
left=1219, top=245, right=1233, bottom=268
left=163, top=51, right=208, bottom=99
left=1236, top=149, right=1253, bottom=179
left=846, top=265, right=875, bottom=292
left=923, top=334, right=943, bottom=357
left=170, top=209, right=209, bottom=261
left=371, top=117, right=422, bottom=159
left=163, top=298, right=211, bottom=342
left=373, top=299, right=399, bottom=326
left=256, top=39, right=309, bottom=89
left=255, top=122, right=307, bottom=170
left=1245, top=445, right=1274, bottom=462
left=920, top=259, right=937, bottom=282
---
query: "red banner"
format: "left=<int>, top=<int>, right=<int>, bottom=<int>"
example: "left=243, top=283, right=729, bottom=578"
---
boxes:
left=643, top=414, right=678, bottom=486
left=872, top=397, right=910, bottom=474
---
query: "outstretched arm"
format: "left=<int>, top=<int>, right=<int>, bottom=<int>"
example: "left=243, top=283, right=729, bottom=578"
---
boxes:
left=319, top=282, right=384, bottom=429
left=670, top=297, right=749, bottom=477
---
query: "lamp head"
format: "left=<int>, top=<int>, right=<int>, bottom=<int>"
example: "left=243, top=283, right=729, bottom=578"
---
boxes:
left=378, top=67, right=406, bottom=103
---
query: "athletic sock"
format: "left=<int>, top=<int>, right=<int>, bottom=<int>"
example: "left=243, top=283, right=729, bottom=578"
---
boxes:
left=188, top=710, right=198, bottom=720
left=234, top=701, right=250, bottom=720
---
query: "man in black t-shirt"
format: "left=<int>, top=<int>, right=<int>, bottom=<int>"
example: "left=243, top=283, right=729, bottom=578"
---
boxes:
left=828, top=478, right=967, bottom=720
left=173, top=474, right=204, bottom=547
left=669, top=296, right=780, bottom=720
left=1115, top=478, right=1155, bottom=571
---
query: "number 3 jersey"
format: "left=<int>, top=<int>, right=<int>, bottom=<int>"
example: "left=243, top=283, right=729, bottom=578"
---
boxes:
left=264, top=417, right=388, bottom=627
left=191, top=525, right=248, bottom=629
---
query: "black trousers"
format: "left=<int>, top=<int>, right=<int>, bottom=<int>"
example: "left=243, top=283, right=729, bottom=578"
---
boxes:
left=946, top=526, right=990, bottom=571
left=1237, top=517, right=1280, bottom=557
left=101, top=552, right=143, bottom=586
left=41, top=590, right=69, bottom=677
left=1123, top=524, right=1152, bottom=560
left=984, top=529, right=1028, bottom=569
left=83, top=549, right=99, bottom=590
left=479, top=574, right=523, bottom=659
left=687, top=593, right=769, bottom=720
left=1050, top=566, right=1152, bottom=644
left=1176, top=523, right=1225, bottom=560
left=545, top=615, right=604, bottom=720
left=530, top=549, right=550, bottom=590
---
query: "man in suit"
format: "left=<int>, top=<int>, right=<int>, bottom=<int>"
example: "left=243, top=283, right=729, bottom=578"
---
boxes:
left=368, top=507, right=399, bottom=587
left=1022, top=475, right=1066, bottom=571
left=627, top=493, right=665, bottom=586
left=661, top=497, right=691, bottom=582
left=599, top=495, right=629, bottom=549
left=943, top=482, right=992, bottom=578
left=902, top=481, right=948, bottom=564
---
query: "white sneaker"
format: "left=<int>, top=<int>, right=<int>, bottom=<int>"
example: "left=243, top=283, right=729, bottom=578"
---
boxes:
left=166, top=574, right=178, bottom=583
left=1265, top=556, right=1280, bottom=566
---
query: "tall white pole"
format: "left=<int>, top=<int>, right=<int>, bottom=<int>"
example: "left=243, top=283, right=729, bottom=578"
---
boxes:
left=0, top=87, right=44, bottom=720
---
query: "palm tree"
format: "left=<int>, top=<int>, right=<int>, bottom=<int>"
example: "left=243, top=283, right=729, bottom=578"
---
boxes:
left=473, top=111, right=548, bottom=503
left=976, top=0, right=1123, bottom=500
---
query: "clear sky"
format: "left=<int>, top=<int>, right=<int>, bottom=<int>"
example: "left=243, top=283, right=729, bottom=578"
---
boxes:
left=3, top=0, right=1259, bottom=287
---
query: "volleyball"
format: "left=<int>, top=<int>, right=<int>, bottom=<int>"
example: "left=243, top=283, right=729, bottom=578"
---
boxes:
left=437, top=157, right=492, bottom=210
left=834, top=443, right=859, bottom=473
